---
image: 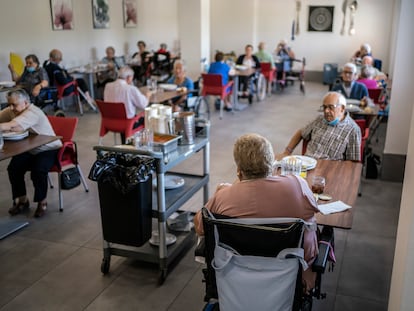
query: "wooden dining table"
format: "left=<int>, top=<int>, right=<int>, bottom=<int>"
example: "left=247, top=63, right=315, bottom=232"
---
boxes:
left=306, top=159, right=362, bottom=229
left=139, top=86, right=189, bottom=104
left=0, top=134, right=61, bottom=239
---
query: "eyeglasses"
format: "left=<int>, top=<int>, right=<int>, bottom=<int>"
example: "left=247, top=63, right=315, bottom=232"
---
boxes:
left=320, top=104, right=339, bottom=111
left=342, top=71, right=354, bottom=75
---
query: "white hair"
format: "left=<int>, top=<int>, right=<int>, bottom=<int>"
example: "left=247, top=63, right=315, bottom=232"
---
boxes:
left=344, top=62, right=357, bottom=74
left=323, top=91, right=346, bottom=107
left=118, top=66, right=134, bottom=79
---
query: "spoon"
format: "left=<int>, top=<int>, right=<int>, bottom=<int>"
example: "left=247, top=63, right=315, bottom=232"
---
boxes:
left=340, top=0, right=348, bottom=35
left=349, top=0, right=358, bottom=35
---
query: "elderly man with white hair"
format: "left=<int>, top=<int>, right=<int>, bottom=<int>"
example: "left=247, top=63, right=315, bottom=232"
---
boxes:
left=331, top=62, right=371, bottom=106
left=104, top=66, right=152, bottom=142
left=277, top=91, right=362, bottom=162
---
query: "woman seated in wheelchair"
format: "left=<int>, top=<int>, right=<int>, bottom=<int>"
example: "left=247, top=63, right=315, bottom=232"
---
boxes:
left=8, top=54, right=49, bottom=105
left=236, top=44, right=261, bottom=103
left=194, top=133, right=319, bottom=293
left=275, top=39, right=296, bottom=82
left=166, top=60, right=194, bottom=112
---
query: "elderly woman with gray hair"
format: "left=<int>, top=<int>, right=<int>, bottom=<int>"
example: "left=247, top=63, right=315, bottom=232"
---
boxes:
left=0, top=89, right=62, bottom=218
left=194, top=133, right=319, bottom=292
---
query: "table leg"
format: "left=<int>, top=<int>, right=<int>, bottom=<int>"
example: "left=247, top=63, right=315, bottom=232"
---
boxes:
left=233, top=76, right=248, bottom=111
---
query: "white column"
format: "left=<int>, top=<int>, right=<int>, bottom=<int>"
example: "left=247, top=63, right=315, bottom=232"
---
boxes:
left=387, top=0, right=414, bottom=308
left=177, top=0, right=210, bottom=80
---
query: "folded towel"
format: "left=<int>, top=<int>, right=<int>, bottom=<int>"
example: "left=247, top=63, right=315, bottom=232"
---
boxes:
left=318, top=201, right=352, bottom=215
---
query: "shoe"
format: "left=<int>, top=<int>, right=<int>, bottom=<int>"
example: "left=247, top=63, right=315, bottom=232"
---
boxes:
left=8, top=200, right=30, bottom=216
left=34, top=202, right=47, bottom=218
left=224, top=107, right=233, bottom=112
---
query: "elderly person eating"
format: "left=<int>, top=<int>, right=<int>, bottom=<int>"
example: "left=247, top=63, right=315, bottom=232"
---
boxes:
left=0, top=89, right=62, bottom=218
left=277, top=91, right=361, bottom=162
left=194, top=133, right=319, bottom=292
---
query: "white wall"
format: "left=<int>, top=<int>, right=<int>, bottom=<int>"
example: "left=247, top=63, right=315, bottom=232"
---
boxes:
left=0, top=0, right=178, bottom=81
left=211, top=0, right=394, bottom=73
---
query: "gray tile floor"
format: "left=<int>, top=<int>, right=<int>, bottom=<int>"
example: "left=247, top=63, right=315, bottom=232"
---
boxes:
left=0, top=82, right=401, bottom=310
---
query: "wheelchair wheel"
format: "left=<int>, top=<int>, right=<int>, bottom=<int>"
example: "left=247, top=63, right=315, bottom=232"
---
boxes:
left=195, top=96, right=210, bottom=120
left=256, top=74, right=266, bottom=101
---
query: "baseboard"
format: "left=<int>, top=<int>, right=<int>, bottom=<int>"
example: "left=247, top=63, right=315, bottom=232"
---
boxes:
left=380, top=153, right=406, bottom=182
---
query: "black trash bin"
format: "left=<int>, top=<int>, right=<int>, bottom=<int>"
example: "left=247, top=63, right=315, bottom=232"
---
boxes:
left=89, top=153, right=155, bottom=247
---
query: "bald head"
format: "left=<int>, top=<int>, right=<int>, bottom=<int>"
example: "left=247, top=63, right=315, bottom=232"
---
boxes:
left=362, top=55, right=374, bottom=66
left=49, top=49, right=62, bottom=63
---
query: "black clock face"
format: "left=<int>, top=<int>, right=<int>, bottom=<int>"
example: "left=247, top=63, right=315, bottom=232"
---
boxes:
left=308, top=6, right=334, bottom=32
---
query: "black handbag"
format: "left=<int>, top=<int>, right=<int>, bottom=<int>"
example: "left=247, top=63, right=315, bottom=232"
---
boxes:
left=61, top=167, right=81, bottom=190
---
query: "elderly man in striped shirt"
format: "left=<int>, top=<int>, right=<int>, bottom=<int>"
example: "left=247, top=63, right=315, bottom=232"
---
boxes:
left=277, top=91, right=361, bottom=161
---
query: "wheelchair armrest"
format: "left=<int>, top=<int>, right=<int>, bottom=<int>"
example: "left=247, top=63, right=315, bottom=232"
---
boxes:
left=312, top=226, right=334, bottom=273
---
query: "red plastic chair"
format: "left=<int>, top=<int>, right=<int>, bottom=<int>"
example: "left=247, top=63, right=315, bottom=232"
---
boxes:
left=96, top=99, right=144, bottom=145
left=354, top=119, right=370, bottom=163
left=47, top=116, right=89, bottom=211
left=56, top=80, right=83, bottom=115
left=260, top=62, right=276, bottom=95
left=201, top=73, right=233, bottom=119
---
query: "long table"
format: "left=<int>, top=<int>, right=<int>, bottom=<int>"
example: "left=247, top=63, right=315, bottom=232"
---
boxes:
left=139, top=86, right=189, bottom=104
left=0, top=134, right=61, bottom=239
left=307, top=160, right=362, bottom=229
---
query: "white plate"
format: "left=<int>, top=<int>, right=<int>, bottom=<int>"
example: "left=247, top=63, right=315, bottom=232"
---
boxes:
left=346, top=99, right=361, bottom=105
left=282, top=155, right=317, bottom=170
left=235, top=65, right=248, bottom=71
left=165, top=175, right=185, bottom=190
left=158, top=83, right=177, bottom=91
left=153, top=174, right=185, bottom=190
left=0, top=81, right=16, bottom=87
left=149, top=230, right=177, bottom=246
left=3, top=131, right=29, bottom=141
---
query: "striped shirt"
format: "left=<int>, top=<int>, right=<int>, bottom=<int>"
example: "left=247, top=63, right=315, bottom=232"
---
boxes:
left=301, top=114, right=361, bottom=161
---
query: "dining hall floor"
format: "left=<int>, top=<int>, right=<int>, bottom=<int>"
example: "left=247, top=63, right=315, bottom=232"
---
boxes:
left=0, top=81, right=401, bottom=311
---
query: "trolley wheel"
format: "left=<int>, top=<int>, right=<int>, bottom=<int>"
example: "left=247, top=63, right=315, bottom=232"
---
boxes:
left=256, top=74, right=267, bottom=101
left=158, top=269, right=168, bottom=285
left=101, top=256, right=111, bottom=274
left=195, top=96, right=210, bottom=120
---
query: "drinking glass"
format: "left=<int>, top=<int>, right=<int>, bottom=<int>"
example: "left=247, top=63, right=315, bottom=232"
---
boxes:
left=280, top=157, right=302, bottom=176
left=134, top=129, right=153, bottom=150
left=311, top=176, right=326, bottom=194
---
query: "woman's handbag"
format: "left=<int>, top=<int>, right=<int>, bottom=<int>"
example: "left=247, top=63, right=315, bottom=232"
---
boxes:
left=61, top=167, right=81, bottom=190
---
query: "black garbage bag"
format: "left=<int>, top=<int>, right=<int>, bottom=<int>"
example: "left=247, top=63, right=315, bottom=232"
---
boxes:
left=89, top=153, right=155, bottom=194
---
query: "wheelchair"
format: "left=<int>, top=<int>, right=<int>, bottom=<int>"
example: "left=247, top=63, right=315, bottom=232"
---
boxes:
left=182, top=78, right=210, bottom=120
left=238, top=70, right=267, bottom=104
left=196, top=207, right=332, bottom=311
left=33, top=87, right=65, bottom=117
left=275, top=58, right=306, bottom=94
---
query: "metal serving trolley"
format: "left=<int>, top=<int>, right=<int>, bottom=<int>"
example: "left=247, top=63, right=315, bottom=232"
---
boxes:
left=93, top=121, right=210, bottom=284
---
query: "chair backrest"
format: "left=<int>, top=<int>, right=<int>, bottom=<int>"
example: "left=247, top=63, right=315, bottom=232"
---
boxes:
left=201, top=207, right=305, bottom=304
left=355, top=119, right=369, bottom=162
left=260, top=62, right=273, bottom=72
left=10, top=52, right=25, bottom=76
left=47, top=116, right=78, bottom=142
left=96, top=100, right=128, bottom=119
left=368, top=88, right=382, bottom=105
left=202, top=73, right=223, bottom=87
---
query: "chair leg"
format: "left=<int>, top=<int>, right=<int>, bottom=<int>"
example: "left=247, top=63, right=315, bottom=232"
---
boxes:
left=77, top=87, right=97, bottom=112
left=57, top=172, right=63, bottom=212
left=77, top=165, right=90, bottom=192
left=48, top=173, right=54, bottom=189
left=219, top=98, right=224, bottom=119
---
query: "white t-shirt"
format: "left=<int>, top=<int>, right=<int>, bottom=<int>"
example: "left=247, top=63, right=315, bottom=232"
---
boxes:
left=104, top=79, right=148, bottom=119
left=7, top=104, right=62, bottom=154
